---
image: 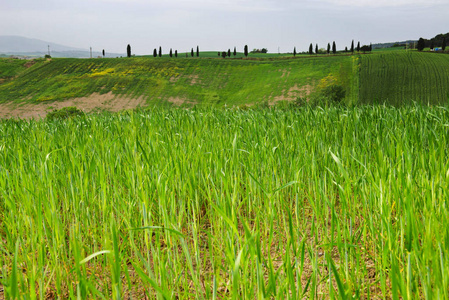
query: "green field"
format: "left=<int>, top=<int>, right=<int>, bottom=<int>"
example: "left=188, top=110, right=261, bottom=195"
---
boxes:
left=359, top=51, right=449, bottom=105
left=2, top=50, right=449, bottom=110
left=0, top=58, right=30, bottom=80
left=0, top=55, right=356, bottom=106
left=1, top=106, right=449, bottom=298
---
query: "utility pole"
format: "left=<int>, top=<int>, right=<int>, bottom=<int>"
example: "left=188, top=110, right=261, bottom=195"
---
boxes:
left=90, top=47, right=92, bottom=58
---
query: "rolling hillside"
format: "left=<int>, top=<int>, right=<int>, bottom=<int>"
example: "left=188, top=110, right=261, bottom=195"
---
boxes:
left=1, top=50, right=449, bottom=118
left=0, top=55, right=356, bottom=108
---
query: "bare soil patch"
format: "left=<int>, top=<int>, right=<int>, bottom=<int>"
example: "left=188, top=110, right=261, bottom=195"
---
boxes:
left=24, top=60, right=37, bottom=68
left=0, top=92, right=149, bottom=119
left=187, top=75, right=200, bottom=85
left=269, top=84, right=315, bottom=105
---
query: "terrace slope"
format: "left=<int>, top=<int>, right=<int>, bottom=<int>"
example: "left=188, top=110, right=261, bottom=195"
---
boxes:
left=359, top=51, right=449, bottom=105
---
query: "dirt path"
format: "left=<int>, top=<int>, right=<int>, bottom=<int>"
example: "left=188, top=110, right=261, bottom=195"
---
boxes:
left=0, top=92, right=148, bottom=119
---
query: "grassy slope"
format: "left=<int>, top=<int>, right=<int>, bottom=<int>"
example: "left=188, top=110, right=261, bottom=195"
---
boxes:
left=359, top=51, right=449, bottom=105
left=0, top=55, right=355, bottom=105
left=0, top=58, right=29, bottom=79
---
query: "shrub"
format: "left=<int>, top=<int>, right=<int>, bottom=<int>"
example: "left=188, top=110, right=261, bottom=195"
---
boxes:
left=321, top=84, right=346, bottom=103
left=46, top=106, right=84, bottom=121
left=317, top=74, right=346, bottom=103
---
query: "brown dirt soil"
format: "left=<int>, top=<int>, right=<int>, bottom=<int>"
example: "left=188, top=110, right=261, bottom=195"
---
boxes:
left=269, top=84, right=315, bottom=105
left=0, top=92, right=148, bottom=119
left=187, top=75, right=200, bottom=85
left=24, top=60, right=37, bottom=68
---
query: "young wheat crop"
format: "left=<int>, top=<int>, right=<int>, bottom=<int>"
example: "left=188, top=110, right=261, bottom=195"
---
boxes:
left=1, top=105, right=448, bottom=298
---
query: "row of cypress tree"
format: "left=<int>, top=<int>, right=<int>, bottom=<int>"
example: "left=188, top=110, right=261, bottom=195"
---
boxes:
left=125, top=42, right=374, bottom=58
left=304, top=41, right=370, bottom=56
left=125, top=45, right=250, bottom=58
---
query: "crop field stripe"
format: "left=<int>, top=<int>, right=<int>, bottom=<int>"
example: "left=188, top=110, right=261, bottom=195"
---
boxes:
left=359, top=51, right=449, bottom=105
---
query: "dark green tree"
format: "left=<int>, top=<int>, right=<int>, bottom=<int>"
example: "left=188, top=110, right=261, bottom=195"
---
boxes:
left=369, top=43, right=372, bottom=52
left=227, top=49, right=231, bottom=57
left=332, top=41, right=336, bottom=54
left=244, top=45, right=248, bottom=57
left=417, top=38, right=425, bottom=51
left=360, top=45, right=370, bottom=53
left=309, top=43, right=313, bottom=55
left=153, top=49, right=157, bottom=57
left=196, top=46, right=199, bottom=57
left=345, top=46, right=348, bottom=52
left=127, top=44, right=131, bottom=58
left=327, top=43, right=330, bottom=54
left=443, top=37, right=446, bottom=51
left=191, top=48, right=194, bottom=57
left=233, top=47, right=237, bottom=56
left=357, top=41, right=360, bottom=52
left=175, top=50, right=178, bottom=58
left=351, top=40, right=354, bottom=54
left=159, top=47, right=162, bottom=57
left=430, top=40, right=434, bottom=50
left=102, top=49, right=105, bottom=57
left=169, top=48, right=173, bottom=57
left=293, top=47, right=296, bottom=57
left=315, top=44, right=318, bottom=55
left=221, top=51, right=227, bottom=59
left=218, top=52, right=220, bottom=57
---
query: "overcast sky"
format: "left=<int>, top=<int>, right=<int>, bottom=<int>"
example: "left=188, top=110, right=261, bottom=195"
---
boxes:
left=1, top=0, right=447, bottom=54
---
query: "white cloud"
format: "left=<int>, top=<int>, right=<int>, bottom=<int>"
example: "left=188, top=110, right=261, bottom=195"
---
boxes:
left=316, top=0, right=447, bottom=7
left=93, top=0, right=283, bottom=12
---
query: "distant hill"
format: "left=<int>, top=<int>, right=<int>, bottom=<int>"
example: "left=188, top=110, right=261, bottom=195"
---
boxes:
left=372, top=40, right=417, bottom=49
left=0, top=36, right=84, bottom=53
left=0, top=36, right=124, bottom=58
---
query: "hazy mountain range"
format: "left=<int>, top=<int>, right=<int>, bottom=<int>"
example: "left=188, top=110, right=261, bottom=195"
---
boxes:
left=0, top=36, right=125, bottom=58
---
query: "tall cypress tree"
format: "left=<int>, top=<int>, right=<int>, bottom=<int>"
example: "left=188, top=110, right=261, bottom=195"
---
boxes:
left=293, top=47, right=296, bottom=57
left=357, top=42, right=360, bottom=52
left=102, top=49, right=105, bottom=57
left=196, top=46, right=199, bottom=57
left=191, top=48, right=194, bottom=57
left=309, top=43, right=313, bottom=55
left=175, top=50, right=178, bottom=58
left=369, top=43, right=372, bottom=52
left=315, top=44, right=318, bottom=55
left=332, top=41, right=336, bottom=54
left=417, top=38, right=425, bottom=51
left=351, top=40, right=354, bottom=54
left=170, top=48, right=173, bottom=57
left=244, top=45, right=248, bottom=57
left=127, top=44, right=131, bottom=58
left=153, top=49, right=157, bottom=57
left=327, top=43, right=330, bottom=54
left=227, top=49, right=231, bottom=57
left=233, top=47, right=237, bottom=56
left=159, top=47, right=162, bottom=57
